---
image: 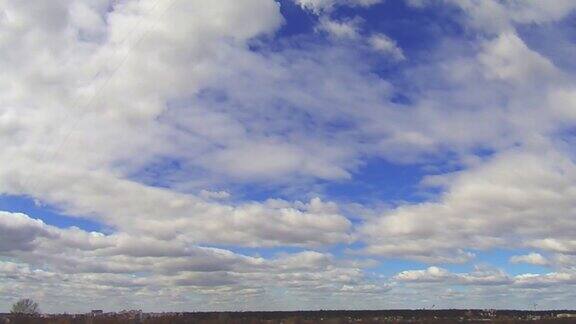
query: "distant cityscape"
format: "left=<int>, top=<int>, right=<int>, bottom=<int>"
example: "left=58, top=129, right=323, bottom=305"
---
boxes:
left=2, top=309, right=576, bottom=323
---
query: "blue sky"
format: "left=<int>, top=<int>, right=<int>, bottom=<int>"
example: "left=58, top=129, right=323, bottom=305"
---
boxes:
left=0, top=195, right=105, bottom=232
left=2, top=0, right=576, bottom=313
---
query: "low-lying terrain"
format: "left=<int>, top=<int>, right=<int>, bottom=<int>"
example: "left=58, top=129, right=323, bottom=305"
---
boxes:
left=2, top=310, right=576, bottom=323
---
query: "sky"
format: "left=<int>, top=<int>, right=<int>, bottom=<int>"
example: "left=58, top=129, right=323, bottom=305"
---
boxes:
left=2, top=0, right=576, bottom=313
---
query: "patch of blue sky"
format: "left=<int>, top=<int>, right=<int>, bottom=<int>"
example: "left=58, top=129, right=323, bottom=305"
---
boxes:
left=214, top=157, right=441, bottom=205
left=335, top=1, right=466, bottom=49
left=410, top=249, right=553, bottom=276
left=276, top=0, right=317, bottom=38
left=0, top=194, right=106, bottom=233
left=125, top=2, right=489, bottom=205
left=554, top=127, right=576, bottom=151
left=274, top=0, right=470, bottom=66
left=125, top=156, right=186, bottom=190
left=125, top=153, right=301, bottom=202
left=369, top=249, right=552, bottom=279
left=325, top=147, right=494, bottom=208
left=371, top=258, right=432, bottom=278
left=472, top=249, right=551, bottom=276
left=124, top=147, right=464, bottom=208
left=517, top=11, right=576, bottom=73
left=321, top=157, right=430, bottom=205
left=213, top=245, right=307, bottom=259
left=227, top=183, right=295, bottom=203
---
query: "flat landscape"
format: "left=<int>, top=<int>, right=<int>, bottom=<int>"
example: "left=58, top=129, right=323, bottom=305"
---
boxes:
left=3, top=310, right=576, bottom=324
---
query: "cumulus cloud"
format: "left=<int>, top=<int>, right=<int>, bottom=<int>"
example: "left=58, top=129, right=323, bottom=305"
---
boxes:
left=478, top=32, right=559, bottom=84
left=408, top=0, right=576, bottom=32
left=360, top=145, right=576, bottom=262
left=514, top=272, right=576, bottom=288
left=0, top=0, right=378, bottom=310
left=393, top=266, right=576, bottom=291
left=0, top=212, right=53, bottom=252
left=395, top=267, right=512, bottom=286
left=0, top=0, right=356, bottom=249
left=295, top=0, right=382, bottom=14
left=316, top=16, right=362, bottom=39
left=510, top=253, right=549, bottom=266
left=395, top=266, right=453, bottom=283
left=369, top=33, right=405, bottom=61
left=0, top=211, right=374, bottom=312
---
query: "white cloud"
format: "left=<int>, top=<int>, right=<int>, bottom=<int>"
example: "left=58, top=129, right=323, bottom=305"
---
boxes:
left=408, top=0, right=576, bottom=32
left=316, top=16, right=362, bottom=39
left=510, top=253, right=549, bottom=266
left=393, top=266, right=576, bottom=291
left=513, top=272, right=576, bottom=288
left=369, top=33, right=405, bottom=61
left=0, top=0, right=363, bottom=249
left=395, top=267, right=512, bottom=286
left=0, top=212, right=53, bottom=252
left=479, top=32, right=559, bottom=84
left=360, top=145, right=576, bottom=262
left=295, top=0, right=382, bottom=14
left=199, top=190, right=231, bottom=200
left=395, top=266, right=453, bottom=283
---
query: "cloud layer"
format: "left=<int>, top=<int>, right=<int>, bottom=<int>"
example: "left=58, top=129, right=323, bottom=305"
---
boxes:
left=2, top=0, right=576, bottom=312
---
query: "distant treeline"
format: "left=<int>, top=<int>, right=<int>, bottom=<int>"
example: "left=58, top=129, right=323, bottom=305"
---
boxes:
left=3, top=309, right=576, bottom=324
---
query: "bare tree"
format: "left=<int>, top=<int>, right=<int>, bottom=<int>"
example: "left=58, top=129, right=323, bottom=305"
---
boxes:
left=10, top=298, right=40, bottom=315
